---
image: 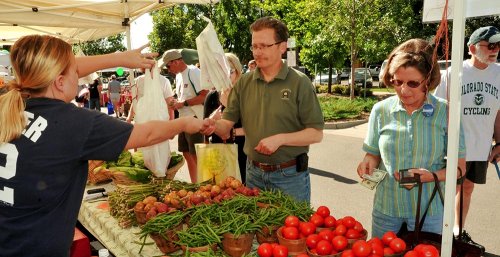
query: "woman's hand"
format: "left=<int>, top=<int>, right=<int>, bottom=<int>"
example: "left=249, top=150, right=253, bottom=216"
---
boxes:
left=209, top=106, right=223, bottom=120
left=119, top=44, right=158, bottom=69
left=357, top=153, right=381, bottom=179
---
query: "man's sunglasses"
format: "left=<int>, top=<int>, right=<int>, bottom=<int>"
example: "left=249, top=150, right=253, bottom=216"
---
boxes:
left=390, top=79, right=423, bottom=88
left=478, top=42, right=500, bottom=50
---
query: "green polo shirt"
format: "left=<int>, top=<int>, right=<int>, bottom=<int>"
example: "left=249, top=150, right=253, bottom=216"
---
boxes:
left=223, top=60, right=324, bottom=164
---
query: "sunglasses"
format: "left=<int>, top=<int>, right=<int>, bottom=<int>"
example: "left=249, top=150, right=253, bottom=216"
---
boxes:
left=478, top=42, right=500, bottom=50
left=390, top=78, right=423, bottom=88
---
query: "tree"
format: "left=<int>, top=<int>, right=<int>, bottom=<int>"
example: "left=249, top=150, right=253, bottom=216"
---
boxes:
left=76, top=34, right=127, bottom=56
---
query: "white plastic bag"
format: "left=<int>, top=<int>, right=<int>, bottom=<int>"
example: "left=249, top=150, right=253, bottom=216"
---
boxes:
left=195, top=17, right=232, bottom=91
left=134, top=64, right=170, bottom=177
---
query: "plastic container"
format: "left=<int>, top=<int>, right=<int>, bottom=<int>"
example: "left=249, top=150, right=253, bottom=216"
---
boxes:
left=276, top=227, right=307, bottom=256
left=98, top=248, right=110, bottom=257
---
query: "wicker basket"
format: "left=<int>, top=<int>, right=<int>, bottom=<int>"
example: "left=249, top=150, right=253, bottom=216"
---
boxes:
left=110, top=171, right=143, bottom=185
left=87, top=160, right=112, bottom=184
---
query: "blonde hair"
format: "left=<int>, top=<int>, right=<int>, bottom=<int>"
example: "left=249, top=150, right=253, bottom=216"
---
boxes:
left=0, top=35, right=73, bottom=143
left=225, top=53, right=243, bottom=82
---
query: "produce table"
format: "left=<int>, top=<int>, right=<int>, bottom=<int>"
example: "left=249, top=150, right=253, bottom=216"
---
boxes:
left=78, top=183, right=163, bottom=257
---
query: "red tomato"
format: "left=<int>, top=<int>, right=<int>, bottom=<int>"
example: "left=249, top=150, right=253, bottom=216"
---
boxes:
left=367, top=237, right=383, bottom=248
left=299, top=221, right=317, bottom=236
left=318, top=229, right=335, bottom=241
left=383, top=247, right=395, bottom=255
left=296, top=254, right=309, bottom=257
left=306, top=234, right=320, bottom=249
left=341, top=249, right=355, bottom=257
left=371, top=243, right=384, bottom=256
left=342, top=216, right=356, bottom=228
left=273, top=245, right=289, bottom=257
left=257, top=243, right=273, bottom=257
left=345, top=228, right=361, bottom=239
left=309, top=213, right=325, bottom=227
left=323, top=216, right=337, bottom=228
left=389, top=238, right=406, bottom=253
left=381, top=231, right=397, bottom=246
left=334, top=224, right=347, bottom=236
left=353, top=221, right=364, bottom=232
left=331, top=235, right=348, bottom=251
left=415, top=244, right=440, bottom=257
left=404, top=250, right=420, bottom=257
left=285, top=215, right=300, bottom=227
left=316, top=240, right=333, bottom=256
left=282, top=226, right=300, bottom=240
left=335, top=218, right=344, bottom=227
left=316, top=206, right=331, bottom=218
left=352, top=240, right=372, bottom=257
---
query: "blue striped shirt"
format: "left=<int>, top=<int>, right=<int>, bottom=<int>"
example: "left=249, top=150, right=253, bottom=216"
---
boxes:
left=363, top=94, right=466, bottom=218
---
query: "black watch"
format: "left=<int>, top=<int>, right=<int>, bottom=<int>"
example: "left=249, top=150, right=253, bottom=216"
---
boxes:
left=183, top=101, right=189, bottom=106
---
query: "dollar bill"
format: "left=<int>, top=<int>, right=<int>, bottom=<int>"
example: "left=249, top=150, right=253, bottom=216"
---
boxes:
left=360, top=179, right=378, bottom=190
left=360, top=169, right=387, bottom=190
left=362, top=169, right=387, bottom=182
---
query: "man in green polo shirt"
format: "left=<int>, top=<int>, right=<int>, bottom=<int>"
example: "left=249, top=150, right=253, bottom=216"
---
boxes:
left=201, top=16, right=324, bottom=202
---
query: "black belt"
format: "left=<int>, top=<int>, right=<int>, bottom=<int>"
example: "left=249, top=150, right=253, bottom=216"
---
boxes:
left=251, top=159, right=296, bottom=172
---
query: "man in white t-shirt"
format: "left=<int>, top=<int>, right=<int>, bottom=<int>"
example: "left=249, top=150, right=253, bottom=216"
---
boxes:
left=434, top=26, right=500, bottom=252
left=160, top=49, right=208, bottom=183
left=126, top=67, right=175, bottom=122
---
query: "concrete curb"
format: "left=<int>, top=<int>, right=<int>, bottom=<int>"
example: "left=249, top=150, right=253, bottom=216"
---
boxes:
left=324, top=119, right=368, bottom=130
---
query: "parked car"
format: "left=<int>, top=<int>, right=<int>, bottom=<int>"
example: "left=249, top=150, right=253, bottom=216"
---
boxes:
left=340, top=68, right=350, bottom=80
left=120, top=80, right=130, bottom=87
left=438, top=60, right=452, bottom=77
left=348, top=68, right=373, bottom=88
left=314, top=68, right=340, bottom=85
left=369, top=64, right=382, bottom=79
left=378, top=59, right=388, bottom=87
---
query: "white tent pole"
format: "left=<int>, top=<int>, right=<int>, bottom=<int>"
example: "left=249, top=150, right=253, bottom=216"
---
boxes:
left=441, top=0, right=466, bottom=256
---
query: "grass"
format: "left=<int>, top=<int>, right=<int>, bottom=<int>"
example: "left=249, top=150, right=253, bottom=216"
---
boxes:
left=318, top=94, right=378, bottom=122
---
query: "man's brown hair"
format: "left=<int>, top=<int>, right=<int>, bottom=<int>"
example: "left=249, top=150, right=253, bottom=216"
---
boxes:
left=250, top=16, right=289, bottom=43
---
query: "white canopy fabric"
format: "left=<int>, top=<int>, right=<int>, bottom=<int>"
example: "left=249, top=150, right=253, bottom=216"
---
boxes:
left=0, top=0, right=218, bottom=45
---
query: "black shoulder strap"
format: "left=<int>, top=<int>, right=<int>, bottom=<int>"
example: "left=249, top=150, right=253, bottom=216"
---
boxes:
left=187, top=69, right=199, bottom=96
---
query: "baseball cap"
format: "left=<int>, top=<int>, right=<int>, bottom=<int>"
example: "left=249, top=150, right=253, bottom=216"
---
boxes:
left=159, top=49, right=182, bottom=68
left=467, top=26, right=500, bottom=46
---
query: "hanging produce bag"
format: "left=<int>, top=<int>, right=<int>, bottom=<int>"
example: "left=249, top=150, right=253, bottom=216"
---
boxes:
left=195, top=142, right=240, bottom=184
left=134, top=64, right=171, bottom=177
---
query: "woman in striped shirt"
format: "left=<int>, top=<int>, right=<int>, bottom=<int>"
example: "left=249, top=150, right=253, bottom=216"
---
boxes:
left=357, top=38, right=466, bottom=238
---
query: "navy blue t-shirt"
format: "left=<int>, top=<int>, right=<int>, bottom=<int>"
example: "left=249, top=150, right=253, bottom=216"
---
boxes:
left=0, top=98, right=133, bottom=257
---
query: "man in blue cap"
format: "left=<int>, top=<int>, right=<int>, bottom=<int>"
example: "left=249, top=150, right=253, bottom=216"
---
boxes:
left=434, top=26, right=500, bottom=253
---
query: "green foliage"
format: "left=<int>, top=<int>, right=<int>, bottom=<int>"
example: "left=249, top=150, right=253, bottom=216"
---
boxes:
left=77, top=34, right=126, bottom=55
left=318, top=94, right=377, bottom=121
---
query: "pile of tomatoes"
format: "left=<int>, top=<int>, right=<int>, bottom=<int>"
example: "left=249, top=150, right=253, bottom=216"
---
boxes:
left=404, top=244, right=440, bottom=257
left=257, top=243, right=290, bottom=257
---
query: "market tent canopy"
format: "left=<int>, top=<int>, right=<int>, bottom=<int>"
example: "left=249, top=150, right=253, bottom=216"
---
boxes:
left=0, top=0, right=218, bottom=45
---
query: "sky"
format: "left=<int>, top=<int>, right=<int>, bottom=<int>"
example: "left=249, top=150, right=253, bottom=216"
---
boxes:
left=129, top=13, right=153, bottom=50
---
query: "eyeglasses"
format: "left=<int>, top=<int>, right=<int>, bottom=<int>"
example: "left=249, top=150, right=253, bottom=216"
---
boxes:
left=250, top=41, right=283, bottom=51
left=390, top=78, right=423, bottom=88
left=478, top=42, right=500, bottom=50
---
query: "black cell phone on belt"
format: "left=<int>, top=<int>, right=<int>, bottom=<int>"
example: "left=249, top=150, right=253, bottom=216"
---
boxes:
left=296, top=153, right=308, bottom=172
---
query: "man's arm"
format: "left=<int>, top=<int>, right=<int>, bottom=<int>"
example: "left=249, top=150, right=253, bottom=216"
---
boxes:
left=254, top=128, right=323, bottom=155
left=200, top=118, right=235, bottom=140
left=488, top=110, right=500, bottom=162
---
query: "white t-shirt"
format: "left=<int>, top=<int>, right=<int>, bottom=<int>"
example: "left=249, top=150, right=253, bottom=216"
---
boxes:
left=132, top=74, right=173, bottom=102
left=434, top=60, right=500, bottom=161
left=175, top=65, right=204, bottom=118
